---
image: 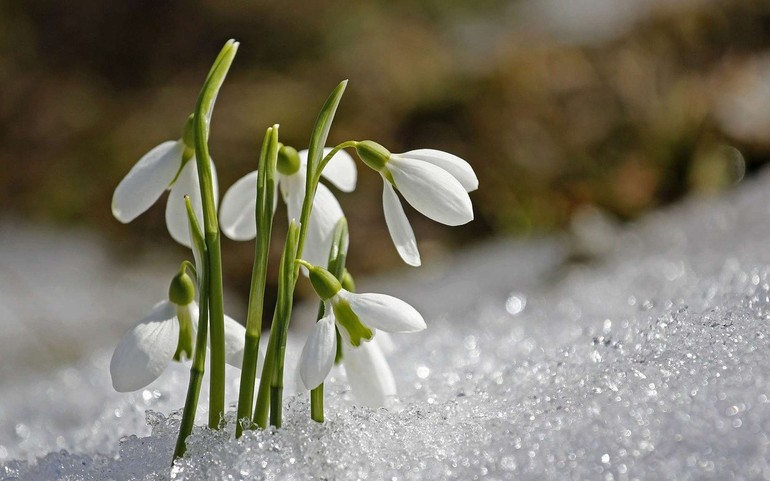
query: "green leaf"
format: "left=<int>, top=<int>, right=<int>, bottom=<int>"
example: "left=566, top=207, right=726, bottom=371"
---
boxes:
left=306, top=80, right=348, bottom=180
left=257, top=125, right=279, bottom=244
left=200, top=39, right=239, bottom=124
left=193, top=40, right=239, bottom=233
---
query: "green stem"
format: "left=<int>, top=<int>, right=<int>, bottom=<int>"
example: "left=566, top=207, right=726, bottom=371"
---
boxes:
left=295, top=81, right=348, bottom=271
left=205, top=235, right=226, bottom=428
left=254, top=222, right=298, bottom=428
left=236, top=125, right=279, bottom=437
left=179, top=260, right=197, bottom=280
left=310, top=218, right=348, bottom=423
left=252, top=304, right=278, bottom=428
left=173, top=198, right=209, bottom=461
left=193, top=40, right=238, bottom=428
left=269, top=222, right=299, bottom=428
left=255, top=80, right=347, bottom=428
left=172, top=268, right=209, bottom=460
left=270, top=383, right=284, bottom=427
left=313, top=140, right=358, bottom=187
left=310, top=385, right=324, bottom=423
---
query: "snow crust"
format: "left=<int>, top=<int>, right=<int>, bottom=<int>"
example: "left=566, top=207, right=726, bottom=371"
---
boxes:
left=4, top=168, right=770, bottom=480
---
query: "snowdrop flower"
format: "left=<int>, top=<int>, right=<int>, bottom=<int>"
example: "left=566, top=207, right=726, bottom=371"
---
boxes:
left=110, top=270, right=245, bottom=392
left=219, top=145, right=355, bottom=268
left=292, top=329, right=396, bottom=408
left=355, top=141, right=478, bottom=266
left=298, top=263, right=425, bottom=400
left=111, top=117, right=217, bottom=248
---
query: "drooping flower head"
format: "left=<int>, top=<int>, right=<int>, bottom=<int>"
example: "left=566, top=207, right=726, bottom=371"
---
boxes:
left=219, top=145, right=356, bottom=268
left=355, top=141, right=478, bottom=266
left=111, top=115, right=217, bottom=248
left=298, top=262, right=425, bottom=397
left=110, top=269, right=244, bottom=392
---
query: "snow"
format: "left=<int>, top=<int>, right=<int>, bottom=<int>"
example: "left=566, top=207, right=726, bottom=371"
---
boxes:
left=3, top=168, right=770, bottom=480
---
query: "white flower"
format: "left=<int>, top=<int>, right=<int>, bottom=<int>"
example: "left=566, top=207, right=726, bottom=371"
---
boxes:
left=298, top=290, right=425, bottom=397
left=357, top=142, right=478, bottom=267
left=111, top=139, right=217, bottom=248
left=109, top=299, right=245, bottom=392
left=219, top=148, right=355, bottom=268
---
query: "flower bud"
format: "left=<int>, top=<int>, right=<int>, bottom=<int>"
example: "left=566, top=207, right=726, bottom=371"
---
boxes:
left=355, top=140, right=391, bottom=172
left=277, top=144, right=301, bottom=176
left=168, top=271, right=196, bottom=306
left=308, top=265, right=342, bottom=300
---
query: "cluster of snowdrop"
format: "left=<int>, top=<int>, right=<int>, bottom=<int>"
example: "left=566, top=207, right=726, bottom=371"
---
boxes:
left=109, top=40, right=477, bottom=460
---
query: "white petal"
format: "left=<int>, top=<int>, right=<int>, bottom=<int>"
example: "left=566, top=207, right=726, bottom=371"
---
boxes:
left=374, top=331, right=396, bottom=356
left=297, top=148, right=356, bottom=193
left=166, top=159, right=218, bottom=247
left=343, top=340, right=396, bottom=408
left=187, top=304, right=255, bottom=371
left=401, top=149, right=478, bottom=192
left=297, top=149, right=310, bottom=168
left=186, top=301, right=200, bottom=331
left=224, top=314, right=247, bottom=368
left=280, top=171, right=346, bottom=274
left=112, top=140, right=184, bottom=223
left=299, top=315, right=337, bottom=390
left=388, top=157, right=473, bottom=226
left=178, top=301, right=199, bottom=327
left=219, top=171, right=258, bottom=240
left=303, top=183, right=345, bottom=269
left=292, top=353, right=307, bottom=394
left=273, top=183, right=279, bottom=215
left=166, top=161, right=200, bottom=248
left=280, top=171, right=306, bottom=225
left=339, top=290, right=426, bottom=333
left=319, top=148, right=357, bottom=192
left=110, top=300, right=179, bottom=392
left=382, top=182, right=421, bottom=266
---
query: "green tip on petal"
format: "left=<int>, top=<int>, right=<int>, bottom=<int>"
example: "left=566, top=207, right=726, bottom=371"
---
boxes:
left=168, top=271, right=196, bottom=306
left=333, top=298, right=374, bottom=347
left=277, top=145, right=301, bottom=176
left=308, top=264, right=342, bottom=300
left=355, top=140, right=391, bottom=172
left=173, top=304, right=195, bottom=361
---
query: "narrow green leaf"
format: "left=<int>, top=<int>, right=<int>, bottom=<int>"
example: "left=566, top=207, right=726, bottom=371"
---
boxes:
left=269, top=220, right=301, bottom=427
left=306, top=80, right=348, bottom=180
left=174, top=199, right=210, bottom=460
left=193, top=40, right=238, bottom=233
left=236, top=124, right=279, bottom=437
left=191, top=40, right=238, bottom=429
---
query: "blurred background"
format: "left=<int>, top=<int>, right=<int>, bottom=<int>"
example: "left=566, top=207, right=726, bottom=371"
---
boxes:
left=1, top=0, right=770, bottom=313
